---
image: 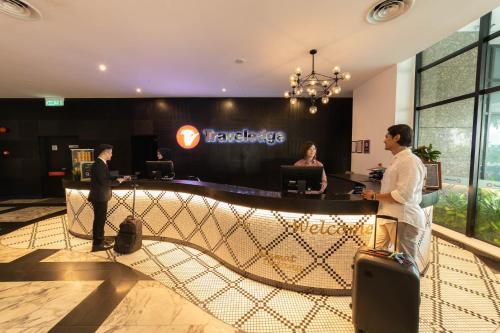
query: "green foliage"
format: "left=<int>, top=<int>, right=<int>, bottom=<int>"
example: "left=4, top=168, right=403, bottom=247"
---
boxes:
left=433, top=187, right=467, bottom=233
left=412, top=144, right=442, bottom=162
left=433, top=186, right=500, bottom=246
left=476, top=189, right=500, bottom=245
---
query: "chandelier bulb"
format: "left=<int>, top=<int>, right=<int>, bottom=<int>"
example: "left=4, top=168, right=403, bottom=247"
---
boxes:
left=310, top=80, right=317, bottom=86
left=322, top=81, right=329, bottom=87
left=290, top=97, right=297, bottom=105
left=296, top=67, right=302, bottom=74
left=321, top=96, right=329, bottom=104
left=343, top=72, right=351, bottom=80
left=333, top=87, right=341, bottom=94
left=309, top=105, right=318, bottom=114
left=327, top=90, right=333, bottom=97
left=290, top=75, right=297, bottom=81
left=291, top=81, right=298, bottom=88
left=284, top=91, right=290, bottom=98
left=333, top=66, right=341, bottom=74
left=296, top=88, right=303, bottom=95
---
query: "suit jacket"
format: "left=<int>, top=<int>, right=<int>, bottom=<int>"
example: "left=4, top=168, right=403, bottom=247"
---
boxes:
left=88, top=159, right=119, bottom=202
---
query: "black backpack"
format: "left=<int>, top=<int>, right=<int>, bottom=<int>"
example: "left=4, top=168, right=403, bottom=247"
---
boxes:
left=114, top=184, right=142, bottom=254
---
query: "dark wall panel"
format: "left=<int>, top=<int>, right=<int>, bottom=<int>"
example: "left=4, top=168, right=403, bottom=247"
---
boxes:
left=0, top=97, right=352, bottom=197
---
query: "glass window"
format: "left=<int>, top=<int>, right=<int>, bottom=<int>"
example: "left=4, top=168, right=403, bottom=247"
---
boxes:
left=490, top=7, right=500, bottom=34
left=422, top=19, right=480, bottom=66
left=420, top=48, right=477, bottom=106
left=484, top=36, right=500, bottom=89
left=418, top=99, right=475, bottom=233
left=475, top=92, right=500, bottom=246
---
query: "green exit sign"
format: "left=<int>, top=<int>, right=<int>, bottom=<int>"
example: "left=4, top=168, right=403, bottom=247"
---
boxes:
left=45, top=98, right=64, bottom=107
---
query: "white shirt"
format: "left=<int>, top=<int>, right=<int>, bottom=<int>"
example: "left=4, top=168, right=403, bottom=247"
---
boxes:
left=378, top=148, right=426, bottom=230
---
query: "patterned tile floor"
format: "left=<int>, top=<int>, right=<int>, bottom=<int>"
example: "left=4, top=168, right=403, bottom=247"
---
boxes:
left=1, top=215, right=499, bottom=333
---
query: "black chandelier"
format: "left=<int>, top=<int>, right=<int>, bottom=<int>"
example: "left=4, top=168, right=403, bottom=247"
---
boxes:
left=284, top=49, right=351, bottom=114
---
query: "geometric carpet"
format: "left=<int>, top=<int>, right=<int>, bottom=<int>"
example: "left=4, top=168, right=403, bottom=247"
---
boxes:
left=1, top=215, right=499, bottom=333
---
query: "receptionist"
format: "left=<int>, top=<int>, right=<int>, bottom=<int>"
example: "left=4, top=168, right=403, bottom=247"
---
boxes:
left=294, top=141, right=327, bottom=193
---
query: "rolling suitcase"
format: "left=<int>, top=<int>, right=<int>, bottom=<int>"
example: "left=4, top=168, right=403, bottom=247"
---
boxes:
left=114, top=184, right=142, bottom=254
left=351, top=215, right=420, bottom=333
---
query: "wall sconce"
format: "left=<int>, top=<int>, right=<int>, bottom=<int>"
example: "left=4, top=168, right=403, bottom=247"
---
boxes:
left=0, top=127, right=9, bottom=135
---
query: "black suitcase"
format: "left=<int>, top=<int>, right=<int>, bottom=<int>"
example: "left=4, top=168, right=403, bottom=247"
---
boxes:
left=352, top=215, right=420, bottom=333
left=114, top=184, right=142, bottom=254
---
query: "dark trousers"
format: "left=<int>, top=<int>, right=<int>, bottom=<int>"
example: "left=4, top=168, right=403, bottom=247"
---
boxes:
left=91, top=201, right=108, bottom=245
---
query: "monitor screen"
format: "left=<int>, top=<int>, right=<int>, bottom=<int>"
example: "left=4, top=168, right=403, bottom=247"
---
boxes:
left=145, top=161, right=174, bottom=180
left=280, top=165, right=323, bottom=194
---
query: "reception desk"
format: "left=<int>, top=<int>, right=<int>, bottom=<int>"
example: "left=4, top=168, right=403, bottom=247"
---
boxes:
left=63, top=175, right=437, bottom=295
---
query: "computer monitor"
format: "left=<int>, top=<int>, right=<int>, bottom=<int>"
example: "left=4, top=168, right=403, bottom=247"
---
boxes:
left=280, top=165, right=323, bottom=194
left=145, top=161, right=174, bottom=180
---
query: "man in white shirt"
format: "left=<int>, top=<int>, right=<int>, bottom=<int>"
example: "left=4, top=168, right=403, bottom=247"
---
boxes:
left=362, top=124, right=426, bottom=259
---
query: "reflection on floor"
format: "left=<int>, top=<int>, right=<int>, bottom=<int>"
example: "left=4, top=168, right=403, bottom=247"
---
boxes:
left=1, top=214, right=499, bottom=333
left=0, top=244, right=239, bottom=333
left=0, top=206, right=66, bottom=223
left=0, top=197, right=66, bottom=205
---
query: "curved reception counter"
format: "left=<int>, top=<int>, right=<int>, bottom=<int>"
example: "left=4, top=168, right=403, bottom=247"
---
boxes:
left=63, top=176, right=438, bottom=296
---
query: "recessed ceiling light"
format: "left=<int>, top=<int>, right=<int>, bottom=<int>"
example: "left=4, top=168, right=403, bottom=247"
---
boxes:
left=98, top=64, right=107, bottom=71
left=136, top=88, right=142, bottom=93
left=222, top=88, right=227, bottom=92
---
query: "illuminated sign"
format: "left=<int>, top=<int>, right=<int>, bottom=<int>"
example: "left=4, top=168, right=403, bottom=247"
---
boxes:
left=45, top=97, right=64, bottom=107
left=203, top=129, right=286, bottom=145
left=176, top=125, right=200, bottom=149
left=176, top=126, right=287, bottom=149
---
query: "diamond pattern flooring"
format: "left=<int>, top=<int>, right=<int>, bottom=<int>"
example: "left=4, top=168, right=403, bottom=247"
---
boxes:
left=1, top=215, right=499, bottom=333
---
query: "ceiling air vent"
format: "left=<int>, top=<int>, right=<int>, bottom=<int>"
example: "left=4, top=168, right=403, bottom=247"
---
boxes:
left=366, top=0, right=414, bottom=24
left=0, top=0, right=41, bottom=21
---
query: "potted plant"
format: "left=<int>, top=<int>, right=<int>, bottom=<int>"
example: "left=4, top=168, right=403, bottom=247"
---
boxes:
left=412, top=144, right=441, bottom=163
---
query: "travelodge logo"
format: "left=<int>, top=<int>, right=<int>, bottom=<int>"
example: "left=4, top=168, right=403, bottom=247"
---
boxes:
left=176, top=125, right=287, bottom=149
left=176, top=125, right=200, bottom=149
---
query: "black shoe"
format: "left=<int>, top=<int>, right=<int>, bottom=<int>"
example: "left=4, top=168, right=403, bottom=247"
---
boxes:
left=91, top=243, right=113, bottom=252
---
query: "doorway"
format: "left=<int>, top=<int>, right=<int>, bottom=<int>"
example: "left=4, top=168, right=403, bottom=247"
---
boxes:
left=131, top=135, right=158, bottom=178
left=39, top=136, right=79, bottom=197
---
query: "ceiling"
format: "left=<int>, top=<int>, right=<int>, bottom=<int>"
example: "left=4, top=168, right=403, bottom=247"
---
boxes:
left=0, top=0, right=500, bottom=98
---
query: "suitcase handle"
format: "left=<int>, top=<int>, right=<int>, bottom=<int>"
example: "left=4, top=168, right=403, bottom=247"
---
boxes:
left=131, top=183, right=138, bottom=218
left=374, top=214, right=399, bottom=251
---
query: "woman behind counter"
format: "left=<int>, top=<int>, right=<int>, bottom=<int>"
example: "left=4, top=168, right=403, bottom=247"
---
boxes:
left=157, top=148, right=172, bottom=161
left=156, top=148, right=175, bottom=179
left=294, top=141, right=327, bottom=193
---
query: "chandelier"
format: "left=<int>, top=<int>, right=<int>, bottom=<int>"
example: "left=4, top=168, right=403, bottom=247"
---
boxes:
left=284, top=49, right=351, bottom=114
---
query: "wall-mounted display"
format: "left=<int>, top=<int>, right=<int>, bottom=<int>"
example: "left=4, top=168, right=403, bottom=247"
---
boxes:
left=363, top=140, right=370, bottom=154
left=355, top=140, right=363, bottom=153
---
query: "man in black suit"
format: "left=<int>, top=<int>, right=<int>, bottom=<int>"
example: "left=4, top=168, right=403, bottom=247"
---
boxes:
left=88, top=144, right=124, bottom=252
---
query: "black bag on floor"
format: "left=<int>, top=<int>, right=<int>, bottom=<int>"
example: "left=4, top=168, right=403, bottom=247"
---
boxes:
left=351, top=215, right=420, bottom=333
left=114, top=184, right=142, bottom=254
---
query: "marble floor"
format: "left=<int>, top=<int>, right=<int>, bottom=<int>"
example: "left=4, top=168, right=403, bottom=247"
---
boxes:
left=0, top=206, right=66, bottom=223
left=0, top=213, right=499, bottom=332
left=0, top=244, right=239, bottom=333
left=0, top=197, right=66, bottom=206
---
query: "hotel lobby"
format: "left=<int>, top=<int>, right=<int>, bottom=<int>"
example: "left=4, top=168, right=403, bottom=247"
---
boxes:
left=0, top=1, right=499, bottom=332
